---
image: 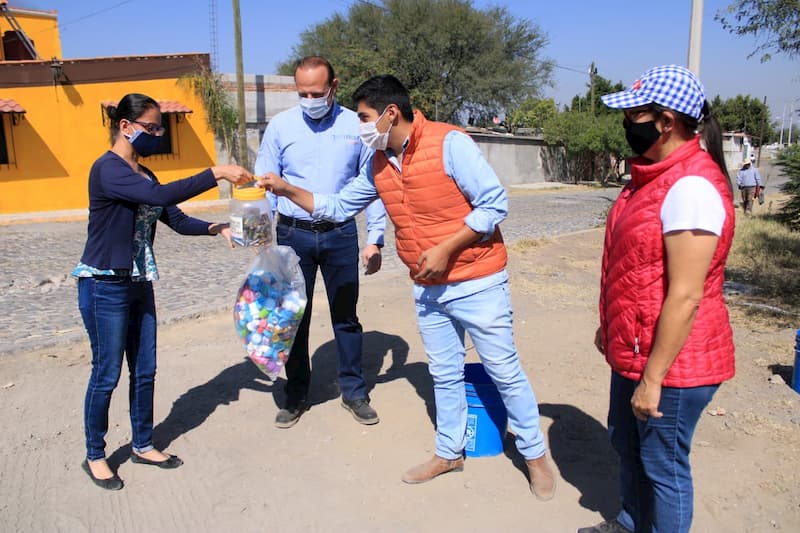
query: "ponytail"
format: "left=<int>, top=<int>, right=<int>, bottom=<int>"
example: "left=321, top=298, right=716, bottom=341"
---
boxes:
left=657, top=100, right=731, bottom=190
left=697, top=101, right=730, bottom=187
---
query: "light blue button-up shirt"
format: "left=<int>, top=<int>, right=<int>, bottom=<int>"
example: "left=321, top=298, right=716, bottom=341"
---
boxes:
left=254, top=101, right=386, bottom=246
left=312, top=128, right=509, bottom=299
left=736, top=165, right=761, bottom=188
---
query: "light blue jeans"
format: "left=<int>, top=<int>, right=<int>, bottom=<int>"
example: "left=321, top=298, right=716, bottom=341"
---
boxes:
left=414, top=276, right=546, bottom=460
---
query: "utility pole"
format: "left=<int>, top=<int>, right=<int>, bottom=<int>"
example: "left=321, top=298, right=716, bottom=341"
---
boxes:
left=757, top=96, right=766, bottom=165
left=589, top=61, right=597, bottom=115
left=687, top=0, right=703, bottom=75
left=232, top=0, right=248, bottom=167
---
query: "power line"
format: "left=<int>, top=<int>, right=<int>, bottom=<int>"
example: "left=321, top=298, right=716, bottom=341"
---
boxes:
left=58, top=0, right=134, bottom=29
left=553, top=63, right=592, bottom=75
left=25, top=0, right=135, bottom=38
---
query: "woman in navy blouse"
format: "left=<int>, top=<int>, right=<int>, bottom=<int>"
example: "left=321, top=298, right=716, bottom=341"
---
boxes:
left=73, top=93, right=252, bottom=490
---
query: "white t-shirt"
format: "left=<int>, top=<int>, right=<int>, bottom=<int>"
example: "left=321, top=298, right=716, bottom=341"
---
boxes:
left=660, top=176, right=726, bottom=236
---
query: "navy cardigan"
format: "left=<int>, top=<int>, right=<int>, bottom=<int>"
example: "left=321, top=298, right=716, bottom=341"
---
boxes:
left=79, top=151, right=218, bottom=270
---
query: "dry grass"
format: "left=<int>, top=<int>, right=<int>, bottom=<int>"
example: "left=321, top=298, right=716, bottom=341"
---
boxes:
left=726, top=212, right=800, bottom=317
left=506, top=237, right=551, bottom=253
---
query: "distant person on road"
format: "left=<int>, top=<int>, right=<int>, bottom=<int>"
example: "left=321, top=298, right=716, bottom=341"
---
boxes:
left=580, top=66, right=736, bottom=533
left=73, top=93, right=252, bottom=490
left=737, top=158, right=761, bottom=215
left=257, top=74, right=556, bottom=500
left=254, top=56, right=386, bottom=429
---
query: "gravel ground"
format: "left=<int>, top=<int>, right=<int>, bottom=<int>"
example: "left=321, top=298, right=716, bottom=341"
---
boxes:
left=0, top=186, right=619, bottom=354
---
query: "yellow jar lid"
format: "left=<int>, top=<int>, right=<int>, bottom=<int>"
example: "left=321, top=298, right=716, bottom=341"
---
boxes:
left=232, top=186, right=267, bottom=201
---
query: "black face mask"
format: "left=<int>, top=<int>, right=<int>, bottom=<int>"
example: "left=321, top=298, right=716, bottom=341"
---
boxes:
left=624, top=119, right=662, bottom=156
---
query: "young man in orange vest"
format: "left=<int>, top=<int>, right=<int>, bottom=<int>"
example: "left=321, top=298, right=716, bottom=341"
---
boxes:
left=257, top=75, right=556, bottom=499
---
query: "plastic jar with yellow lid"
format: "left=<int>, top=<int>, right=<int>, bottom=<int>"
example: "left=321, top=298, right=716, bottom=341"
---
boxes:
left=230, top=186, right=272, bottom=247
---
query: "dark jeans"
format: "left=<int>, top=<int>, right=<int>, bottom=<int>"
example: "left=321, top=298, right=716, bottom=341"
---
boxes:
left=276, top=218, right=366, bottom=403
left=608, top=371, right=718, bottom=533
left=78, top=277, right=157, bottom=460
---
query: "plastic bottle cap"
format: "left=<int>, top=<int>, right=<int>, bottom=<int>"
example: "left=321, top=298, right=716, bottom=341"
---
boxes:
left=233, top=186, right=267, bottom=201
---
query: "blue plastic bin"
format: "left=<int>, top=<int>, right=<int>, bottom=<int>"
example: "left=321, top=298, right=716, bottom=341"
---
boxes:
left=464, top=363, right=508, bottom=457
left=792, top=330, right=800, bottom=394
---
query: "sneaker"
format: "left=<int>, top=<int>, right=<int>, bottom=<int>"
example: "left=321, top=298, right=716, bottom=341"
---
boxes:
left=341, top=398, right=379, bottom=425
left=274, top=400, right=307, bottom=429
left=576, top=519, right=630, bottom=533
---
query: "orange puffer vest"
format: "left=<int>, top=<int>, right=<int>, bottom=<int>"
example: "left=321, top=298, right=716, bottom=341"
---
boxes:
left=373, top=111, right=507, bottom=285
left=600, top=137, right=735, bottom=387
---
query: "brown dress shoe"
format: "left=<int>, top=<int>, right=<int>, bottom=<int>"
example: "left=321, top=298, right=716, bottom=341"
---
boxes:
left=526, top=454, right=556, bottom=500
left=401, top=455, right=464, bottom=484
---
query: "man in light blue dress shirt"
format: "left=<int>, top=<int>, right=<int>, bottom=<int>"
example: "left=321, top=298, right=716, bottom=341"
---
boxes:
left=254, top=56, right=386, bottom=429
left=736, top=158, right=761, bottom=215
left=258, top=74, right=555, bottom=499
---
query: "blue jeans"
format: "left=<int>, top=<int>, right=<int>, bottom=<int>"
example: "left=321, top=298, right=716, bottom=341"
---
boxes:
left=415, top=278, right=546, bottom=460
left=609, top=371, right=718, bottom=533
left=78, top=277, right=157, bottom=461
left=277, top=219, right=366, bottom=402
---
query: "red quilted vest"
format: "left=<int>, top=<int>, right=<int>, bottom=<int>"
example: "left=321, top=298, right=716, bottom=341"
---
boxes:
left=373, top=111, right=507, bottom=285
left=599, top=137, right=736, bottom=387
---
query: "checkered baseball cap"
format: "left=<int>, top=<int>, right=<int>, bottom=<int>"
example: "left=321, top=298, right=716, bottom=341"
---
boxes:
left=601, top=65, right=705, bottom=119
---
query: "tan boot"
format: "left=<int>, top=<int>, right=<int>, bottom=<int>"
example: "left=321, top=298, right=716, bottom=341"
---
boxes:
left=401, top=455, right=464, bottom=484
left=526, top=454, right=556, bottom=501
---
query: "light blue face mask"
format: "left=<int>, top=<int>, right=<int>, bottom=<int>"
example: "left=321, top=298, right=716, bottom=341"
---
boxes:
left=299, top=87, right=332, bottom=120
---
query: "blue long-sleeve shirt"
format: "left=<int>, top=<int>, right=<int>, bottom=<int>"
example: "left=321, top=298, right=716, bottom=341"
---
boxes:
left=78, top=151, right=217, bottom=270
left=254, top=101, right=386, bottom=246
left=312, top=128, right=509, bottom=297
left=736, top=166, right=761, bottom=188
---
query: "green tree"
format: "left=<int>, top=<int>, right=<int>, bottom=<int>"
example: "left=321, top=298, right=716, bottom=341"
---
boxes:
left=278, top=0, right=553, bottom=124
left=543, top=110, right=627, bottom=184
left=508, top=98, right=557, bottom=131
left=777, top=144, right=800, bottom=230
left=715, top=0, right=800, bottom=62
left=179, top=65, right=240, bottom=162
left=567, top=74, right=625, bottom=115
left=711, top=94, right=777, bottom=145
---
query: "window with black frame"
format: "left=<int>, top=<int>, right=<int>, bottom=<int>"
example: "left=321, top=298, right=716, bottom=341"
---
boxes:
left=149, top=113, right=173, bottom=156
left=0, top=117, right=9, bottom=165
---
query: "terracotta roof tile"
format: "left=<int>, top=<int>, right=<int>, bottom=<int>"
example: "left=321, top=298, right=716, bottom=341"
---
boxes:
left=0, top=98, right=25, bottom=114
left=158, top=100, right=192, bottom=113
left=101, top=100, right=192, bottom=113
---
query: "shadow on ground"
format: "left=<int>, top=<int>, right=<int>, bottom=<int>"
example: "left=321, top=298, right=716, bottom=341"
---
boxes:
left=107, top=359, right=275, bottom=468
left=307, top=330, right=435, bottom=425
left=502, top=402, right=619, bottom=518
left=107, top=329, right=435, bottom=468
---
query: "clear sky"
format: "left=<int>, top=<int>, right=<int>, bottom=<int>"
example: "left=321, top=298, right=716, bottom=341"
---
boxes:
left=17, top=0, right=800, bottom=124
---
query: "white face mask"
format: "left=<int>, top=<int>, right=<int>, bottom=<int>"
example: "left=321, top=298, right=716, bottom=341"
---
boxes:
left=298, top=87, right=332, bottom=120
left=359, top=107, right=392, bottom=151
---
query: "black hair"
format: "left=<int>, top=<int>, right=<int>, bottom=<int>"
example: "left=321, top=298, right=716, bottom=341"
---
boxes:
left=351, top=75, right=414, bottom=122
left=650, top=101, right=731, bottom=188
left=107, top=93, right=160, bottom=144
left=294, top=56, right=335, bottom=85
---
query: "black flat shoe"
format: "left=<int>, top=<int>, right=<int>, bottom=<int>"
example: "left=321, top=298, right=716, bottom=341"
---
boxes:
left=130, top=452, right=183, bottom=469
left=81, top=460, right=124, bottom=490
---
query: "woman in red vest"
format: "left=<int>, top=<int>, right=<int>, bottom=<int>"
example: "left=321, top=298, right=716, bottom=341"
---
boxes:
left=579, top=66, right=735, bottom=533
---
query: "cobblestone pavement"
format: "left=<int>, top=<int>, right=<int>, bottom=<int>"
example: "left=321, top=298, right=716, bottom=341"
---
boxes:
left=0, top=186, right=618, bottom=354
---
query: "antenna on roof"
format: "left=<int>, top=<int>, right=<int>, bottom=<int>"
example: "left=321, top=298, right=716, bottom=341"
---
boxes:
left=209, top=0, right=219, bottom=71
left=0, top=0, right=41, bottom=60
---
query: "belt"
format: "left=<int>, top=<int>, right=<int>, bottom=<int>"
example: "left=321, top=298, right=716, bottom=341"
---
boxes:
left=277, top=214, right=352, bottom=233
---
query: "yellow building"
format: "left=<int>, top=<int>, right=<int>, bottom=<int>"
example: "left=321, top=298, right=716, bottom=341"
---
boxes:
left=0, top=2, right=219, bottom=214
